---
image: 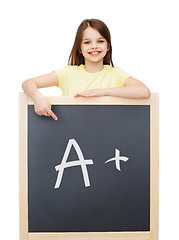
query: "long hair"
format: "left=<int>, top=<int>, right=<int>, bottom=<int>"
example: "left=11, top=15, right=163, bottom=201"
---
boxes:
left=68, top=19, right=114, bottom=67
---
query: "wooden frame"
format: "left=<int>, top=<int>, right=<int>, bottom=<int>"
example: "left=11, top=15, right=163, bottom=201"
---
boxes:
left=19, top=93, right=159, bottom=240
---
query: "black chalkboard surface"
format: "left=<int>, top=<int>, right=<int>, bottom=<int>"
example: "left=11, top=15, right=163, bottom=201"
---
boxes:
left=28, top=105, right=150, bottom=232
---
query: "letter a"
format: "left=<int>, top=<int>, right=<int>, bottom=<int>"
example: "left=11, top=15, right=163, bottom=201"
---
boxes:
left=54, top=139, right=94, bottom=189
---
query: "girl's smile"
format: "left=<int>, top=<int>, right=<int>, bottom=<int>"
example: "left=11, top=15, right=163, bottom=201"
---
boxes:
left=88, top=51, right=102, bottom=56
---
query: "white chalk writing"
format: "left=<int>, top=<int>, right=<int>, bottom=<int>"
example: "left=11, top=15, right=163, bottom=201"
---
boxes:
left=105, top=149, right=129, bottom=171
left=54, top=139, right=94, bottom=189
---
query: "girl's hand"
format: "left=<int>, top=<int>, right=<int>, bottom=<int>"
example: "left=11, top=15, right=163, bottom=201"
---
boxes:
left=34, top=93, right=58, bottom=120
left=74, top=89, right=107, bottom=98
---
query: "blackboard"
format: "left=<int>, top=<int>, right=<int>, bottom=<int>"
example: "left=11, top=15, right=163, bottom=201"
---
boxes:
left=28, top=104, right=150, bottom=232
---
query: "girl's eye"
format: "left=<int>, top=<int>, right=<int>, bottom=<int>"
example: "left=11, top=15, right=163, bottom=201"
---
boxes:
left=83, top=40, right=104, bottom=44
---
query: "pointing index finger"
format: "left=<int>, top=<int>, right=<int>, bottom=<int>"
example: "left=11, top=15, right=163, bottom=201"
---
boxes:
left=50, top=110, right=58, bottom=120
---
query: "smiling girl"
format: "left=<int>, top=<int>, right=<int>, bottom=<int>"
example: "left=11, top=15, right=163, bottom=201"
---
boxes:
left=22, top=19, right=150, bottom=120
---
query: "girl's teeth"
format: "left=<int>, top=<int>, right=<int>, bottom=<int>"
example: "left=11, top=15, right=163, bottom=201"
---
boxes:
left=91, top=52, right=99, bottom=55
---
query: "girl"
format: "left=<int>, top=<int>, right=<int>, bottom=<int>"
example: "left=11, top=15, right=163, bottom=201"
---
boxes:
left=22, top=19, right=150, bottom=121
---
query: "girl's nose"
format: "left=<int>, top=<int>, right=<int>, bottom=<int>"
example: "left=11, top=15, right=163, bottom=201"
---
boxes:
left=92, top=43, right=97, bottom=49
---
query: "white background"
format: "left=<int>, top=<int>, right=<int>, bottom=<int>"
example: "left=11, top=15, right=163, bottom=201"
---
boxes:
left=0, top=0, right=179, bottom=239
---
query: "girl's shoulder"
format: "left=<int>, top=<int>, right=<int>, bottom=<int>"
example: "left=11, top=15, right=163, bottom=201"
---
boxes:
left=63, top=65, right=79, bottom=70
left=62, top=64, right=83, bottom=73
left=54, top=65, right=84, bottom=78
left=110, top=65, right=130, bottom=75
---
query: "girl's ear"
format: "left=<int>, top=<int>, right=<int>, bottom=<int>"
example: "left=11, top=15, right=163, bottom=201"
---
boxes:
left=107, top=43, right=110, bottom=51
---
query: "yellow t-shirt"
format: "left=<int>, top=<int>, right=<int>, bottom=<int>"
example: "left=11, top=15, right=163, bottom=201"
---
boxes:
left=54, top=64, right=130, bottom=96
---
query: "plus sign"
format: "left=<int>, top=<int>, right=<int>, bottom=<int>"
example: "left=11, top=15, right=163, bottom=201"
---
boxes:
left=105, top=149, right=129, bottom=171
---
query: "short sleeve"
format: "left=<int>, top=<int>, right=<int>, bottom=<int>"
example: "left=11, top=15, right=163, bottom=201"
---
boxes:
left=53, top=67, right=67, bottom=89
left=114, top=67, right=131, bottom=87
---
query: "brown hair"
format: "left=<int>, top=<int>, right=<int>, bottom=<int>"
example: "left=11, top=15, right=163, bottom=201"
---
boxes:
left=68, top=19, right=114, bottom=67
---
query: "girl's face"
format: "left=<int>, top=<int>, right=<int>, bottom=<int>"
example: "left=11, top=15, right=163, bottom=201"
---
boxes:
left=80, top=27, right=109, bottom=65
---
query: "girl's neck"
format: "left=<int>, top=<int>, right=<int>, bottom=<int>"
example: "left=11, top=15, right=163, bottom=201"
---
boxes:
left=84, top=61, right=104, bottom=73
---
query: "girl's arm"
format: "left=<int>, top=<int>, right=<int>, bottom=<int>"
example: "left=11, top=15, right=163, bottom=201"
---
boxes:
left=106, top=77, right=151, bottom=98
left=22, top=72, right=59, bottom=120
left=74, top=77, right=151, bottom=99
